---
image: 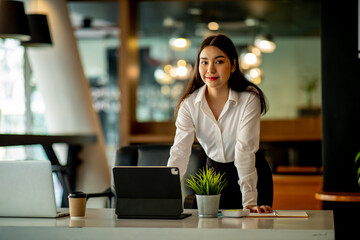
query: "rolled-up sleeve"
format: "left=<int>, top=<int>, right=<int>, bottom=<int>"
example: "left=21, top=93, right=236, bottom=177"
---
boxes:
left=234, top=94, right=261, bottom=207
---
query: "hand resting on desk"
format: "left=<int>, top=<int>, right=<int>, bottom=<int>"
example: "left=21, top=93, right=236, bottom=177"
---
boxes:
left=244, top=205, right=273, bottom=214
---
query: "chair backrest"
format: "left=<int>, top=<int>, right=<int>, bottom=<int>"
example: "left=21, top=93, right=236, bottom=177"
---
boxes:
left=113, top=144, right=273, bottom=207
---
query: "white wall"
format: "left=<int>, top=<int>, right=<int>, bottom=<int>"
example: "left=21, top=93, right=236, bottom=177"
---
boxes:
left=26, top=0, right=111, bottom=207
left=260, top=37, right=321, bottom=119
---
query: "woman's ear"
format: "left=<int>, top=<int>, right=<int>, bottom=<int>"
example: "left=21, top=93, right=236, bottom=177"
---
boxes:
left=231, top=60, right=236, bottom=73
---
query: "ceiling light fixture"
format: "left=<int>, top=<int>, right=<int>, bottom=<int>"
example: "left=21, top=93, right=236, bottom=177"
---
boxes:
left=254, top=34, right=276, bottom=53
left=249, top=68, right=262, bottom=79
left=168, top=19, right=191, bottom=51
left=21, top=14, right=52, bottom=47
left=154, top=67, right=175, bottom=85
left=208, top=22, right=219, bottom=31
left=238, top=18, right=277, bottom=85
left=169, top=37, right=191, bottom=51
left=0, top=0, right=31, bottom=41
left=240, top=47, right=262, bottom=68
left=244, top=68, right=263, bottom=85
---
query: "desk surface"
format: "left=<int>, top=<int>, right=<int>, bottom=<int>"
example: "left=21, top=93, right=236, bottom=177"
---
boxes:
left=0, top=208, right=334, bottom=240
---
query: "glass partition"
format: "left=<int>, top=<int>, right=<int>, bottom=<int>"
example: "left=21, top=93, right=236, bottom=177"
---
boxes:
left=68, top=1, right=120, bottom=160
left=136, top=0, right=321, bottom=122
left=0, top=39, right=47, bottom=160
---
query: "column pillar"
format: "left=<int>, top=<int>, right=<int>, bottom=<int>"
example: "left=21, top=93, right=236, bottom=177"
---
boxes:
left=26, top=0, right=111, bottom=207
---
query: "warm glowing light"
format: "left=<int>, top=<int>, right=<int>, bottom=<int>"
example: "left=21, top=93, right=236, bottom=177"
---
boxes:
left=154, top=68, right=175, bottom=85
left=177, top=59, right=186, bottom=66
left=254, top=36, right=276, bottom=53
left=249, top=68, right=262, bottom=78
left=252, top=76, right=262, bottom=85
left=243, top=53, right=257, bottom=65
left=251, top=46, right=261, bottom=56
left=169, top=67, right=177, bottom=78
left=164, top=64, right=172, bottom=73
left=159, top=61, right=192, bottom=81
left=174, top=38, right=187, bottom=48
left=169, top=37, right=191, bottom=51
left=240, top=60, right=250, bottom=70
left=176, top=66, right=188, bottom=77
left=240, top=47, right=261, bottom=68
left=208, top=22, right=219, bottom=31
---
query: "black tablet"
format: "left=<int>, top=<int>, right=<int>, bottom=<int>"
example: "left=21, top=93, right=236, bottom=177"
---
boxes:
left=113, top=166, right=191, bottom=219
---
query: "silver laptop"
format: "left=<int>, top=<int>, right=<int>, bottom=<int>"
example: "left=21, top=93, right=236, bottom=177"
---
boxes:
left=0, top=160, right=69, bottom=218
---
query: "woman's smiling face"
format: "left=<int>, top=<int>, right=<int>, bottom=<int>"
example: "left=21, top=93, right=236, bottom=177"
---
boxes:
left=199, top=46, right=235, bottom=91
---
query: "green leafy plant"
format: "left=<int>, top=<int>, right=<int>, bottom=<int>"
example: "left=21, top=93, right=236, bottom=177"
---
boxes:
left=300, top=74, right=319, bottom=107
left=355, top=152, right=360, bottom=187
left=185, top=167, right=228, bottom=195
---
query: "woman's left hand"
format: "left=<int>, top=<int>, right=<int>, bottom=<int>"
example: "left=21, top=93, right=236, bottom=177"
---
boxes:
left=244, top=205, right=273, bottom=213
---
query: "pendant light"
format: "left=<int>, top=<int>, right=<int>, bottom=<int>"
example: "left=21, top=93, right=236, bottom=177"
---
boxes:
left=0, top=0, right=31, bottom=41
left=169, top=21, right=191, bottom=51
left=169, top=36, right=191, bottom=51
left=254, top=34, right=276, bottom=53
left=239, top=46, right=262, bottom=69
left=21, top=14, right=52, bottom=47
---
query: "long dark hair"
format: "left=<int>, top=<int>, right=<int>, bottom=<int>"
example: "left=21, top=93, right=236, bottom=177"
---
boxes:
left=175, top=34, right=268, bottom=116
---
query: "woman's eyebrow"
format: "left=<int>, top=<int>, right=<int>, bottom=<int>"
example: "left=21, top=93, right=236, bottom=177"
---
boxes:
left=200, top=55, right=225, bottom=59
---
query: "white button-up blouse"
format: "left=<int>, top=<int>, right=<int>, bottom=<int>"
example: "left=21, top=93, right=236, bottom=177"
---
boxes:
left=167, top=85, right=260, bottom=207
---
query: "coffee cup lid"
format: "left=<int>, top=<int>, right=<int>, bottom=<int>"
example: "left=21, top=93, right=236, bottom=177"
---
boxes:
left=68, top=192, right=87, bottom=198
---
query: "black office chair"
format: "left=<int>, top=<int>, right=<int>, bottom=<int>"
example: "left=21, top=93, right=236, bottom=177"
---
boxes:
left=87, top=144, right=273, bottom=208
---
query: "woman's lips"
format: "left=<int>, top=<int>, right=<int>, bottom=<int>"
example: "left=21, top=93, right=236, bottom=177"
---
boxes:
left=207, top=77, right=218, bottom=81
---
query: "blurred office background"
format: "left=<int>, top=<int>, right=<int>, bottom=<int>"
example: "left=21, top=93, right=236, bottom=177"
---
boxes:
left=0, top=0, right=322, bottom=208
left=0, top=0, right=321, bottom=160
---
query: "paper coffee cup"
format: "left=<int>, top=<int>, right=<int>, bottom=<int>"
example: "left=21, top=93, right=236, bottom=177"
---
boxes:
left=68, top=192, right=87, bottom=218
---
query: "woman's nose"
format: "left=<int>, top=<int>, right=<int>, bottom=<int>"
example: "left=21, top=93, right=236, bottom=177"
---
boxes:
left=207, top=63, right=216, bottom=73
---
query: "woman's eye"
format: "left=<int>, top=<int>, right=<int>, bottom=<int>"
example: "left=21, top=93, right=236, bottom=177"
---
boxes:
left=216, top=60, right=224, bottom=64
left=200, top=61, right=207, bottom=65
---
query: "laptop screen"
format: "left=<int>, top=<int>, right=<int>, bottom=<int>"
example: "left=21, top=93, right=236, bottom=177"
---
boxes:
left=0, top=160, right=64, bottom=218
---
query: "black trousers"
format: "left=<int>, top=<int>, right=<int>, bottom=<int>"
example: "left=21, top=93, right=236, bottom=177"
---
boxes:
left=206, top=158, right=243, bottom=209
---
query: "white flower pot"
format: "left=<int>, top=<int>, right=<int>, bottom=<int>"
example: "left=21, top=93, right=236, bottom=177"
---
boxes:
left=196, top=194, right=220, bottom=218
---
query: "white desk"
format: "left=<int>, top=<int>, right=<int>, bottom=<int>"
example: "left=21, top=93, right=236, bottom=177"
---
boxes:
left=0, top=209, right=334, bottom=240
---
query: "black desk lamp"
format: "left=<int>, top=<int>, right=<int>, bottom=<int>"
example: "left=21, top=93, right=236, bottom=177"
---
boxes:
left=0, top=0, right=31, bottom=41
left=22, top=14, right=52, bottom=47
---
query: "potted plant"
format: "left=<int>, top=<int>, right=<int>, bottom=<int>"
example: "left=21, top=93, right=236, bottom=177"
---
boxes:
left=185, top=167, right=228, bottom=218
left=298, top=74, right=321, bottom=117
left=355, top=152, right=360, bottom=187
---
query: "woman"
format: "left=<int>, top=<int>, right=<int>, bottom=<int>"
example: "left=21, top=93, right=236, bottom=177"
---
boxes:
left=167, top=34, right=271, bottom=213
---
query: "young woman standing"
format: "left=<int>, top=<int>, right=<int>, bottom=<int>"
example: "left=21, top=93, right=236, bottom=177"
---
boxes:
left=167, top=34, right=271, bottom=213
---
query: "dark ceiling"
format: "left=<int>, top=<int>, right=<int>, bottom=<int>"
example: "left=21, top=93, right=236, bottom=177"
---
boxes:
left=68, top=0, right=321, bottom=38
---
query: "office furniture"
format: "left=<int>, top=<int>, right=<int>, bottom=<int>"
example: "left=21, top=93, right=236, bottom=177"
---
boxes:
left=315, top=192, right=360, bottom=202
left=315, top=191, right=360, bottom=240
left=259, top=117, right=322, bottom=210
left=0, top=208, right=334, bottom=240
left=0, top=134, right=97, bottom=207
left=274, top=174, right=323, bottom=210
left=87, top=144, right=273, bottom=208
left=125, top=117, right=322, bottom=144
